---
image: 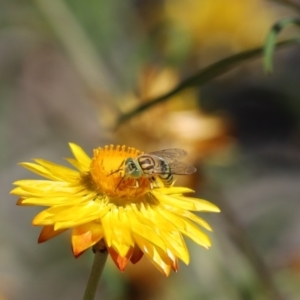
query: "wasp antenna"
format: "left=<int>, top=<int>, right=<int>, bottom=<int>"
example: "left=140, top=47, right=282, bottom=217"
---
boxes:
left=108, top=160, right=125, bottom=177
left=107, top=169, right=123, bottom=177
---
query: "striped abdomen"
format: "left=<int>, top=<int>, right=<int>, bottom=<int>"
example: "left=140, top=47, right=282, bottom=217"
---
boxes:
left=137, top=155, right=174, bottom=187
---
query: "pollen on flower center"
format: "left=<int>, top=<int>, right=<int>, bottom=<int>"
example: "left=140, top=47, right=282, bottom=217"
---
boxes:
left=90, top=145, right=153, bottom=201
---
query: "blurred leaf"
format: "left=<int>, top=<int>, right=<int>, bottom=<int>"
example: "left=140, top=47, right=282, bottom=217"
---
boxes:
left=264, top=18, right=300, bottom=74
left=117, top=38, right=300, bottom=126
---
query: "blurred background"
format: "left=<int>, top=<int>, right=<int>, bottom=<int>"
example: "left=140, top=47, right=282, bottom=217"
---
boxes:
left=2, top=0, right=300, bottom=299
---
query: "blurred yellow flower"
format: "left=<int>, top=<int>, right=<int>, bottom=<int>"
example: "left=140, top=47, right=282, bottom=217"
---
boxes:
left=11, top=143, right=219, bottom=276
left=166, top=0, right=279, bottom=60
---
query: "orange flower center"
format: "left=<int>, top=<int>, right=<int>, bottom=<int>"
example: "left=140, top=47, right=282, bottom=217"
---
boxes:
left=90, top=145, right=155, bottom=205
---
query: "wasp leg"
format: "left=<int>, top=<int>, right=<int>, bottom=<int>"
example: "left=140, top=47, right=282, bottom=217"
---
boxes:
left=131, top=180, right=139, bottom=189
left=149, top=180, right=153, bottom=189
left=150, top=176, right=160, bottom=189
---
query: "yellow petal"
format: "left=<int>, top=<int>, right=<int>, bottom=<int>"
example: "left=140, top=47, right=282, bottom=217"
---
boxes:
left=54, top=216, right=100, bottom=230
left=101, top=211, right=113, bottom=247
left=68, top=143, right=91, bottom=170
left=16, top=196, right=69, bottom=206
left=129, top=206, right=167, bottom=251
left=19, top=162, right=60, bottom=181
left=153, top=191, right=220, bottom=212
left=175, top=195, right=220, bottom=212
left=12, top=180, right=83, bottom=196
left=72, top=222, right=104, bottom=256
left=65, top=158, right=86, bottom=172
left=155, top=187, right=194, bottom=195
left=159, top=210, right=212, bottom=248
left=134, top=233, right=172, bottom=276
left=131, top=203, right=177, bottom=232
left=32, top=204, right=101, bottom=226
left=109, top=207, right=134, bottom=257
left=33, top=207, right=64, bottom=225
left=162, top=205, right=213, bottom=231
left=33, top=159, right=79, bottom=181
left=153, top=191, right=198, bottom=210
left=11, top=187, right=32, bottom=197
left=158, top=229, right=189, bottom=264
left=101, top=205, right=134, bottom=254
left=52, top=203, right=112, bottom=224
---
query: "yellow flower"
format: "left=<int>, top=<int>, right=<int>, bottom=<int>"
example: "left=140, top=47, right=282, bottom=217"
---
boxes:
left=11, top=143, right=220, bottom=276
left=165, top=0, right=279, bottom=59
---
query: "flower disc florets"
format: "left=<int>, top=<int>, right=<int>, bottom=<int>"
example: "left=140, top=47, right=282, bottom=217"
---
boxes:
left=90, top=145, right=154, bottom=202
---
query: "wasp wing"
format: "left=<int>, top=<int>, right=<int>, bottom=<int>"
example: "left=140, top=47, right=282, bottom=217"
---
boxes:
left=169, top=161, right=197, bottom=175
left=149, top=161, right=196, bottom=175
left=149, top=149, right=187, bottom=163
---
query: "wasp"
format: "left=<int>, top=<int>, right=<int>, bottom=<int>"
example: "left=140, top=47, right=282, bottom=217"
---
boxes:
left=110, top=149, right=196, bottom=190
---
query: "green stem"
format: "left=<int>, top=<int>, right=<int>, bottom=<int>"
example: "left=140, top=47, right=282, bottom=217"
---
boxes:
left=116, top=38, right=300, bottom=126
left=83, top=242, right=108, bottom=300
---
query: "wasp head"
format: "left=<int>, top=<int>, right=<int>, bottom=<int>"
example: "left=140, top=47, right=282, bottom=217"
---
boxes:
left=124, top=158, right=142, bottom=178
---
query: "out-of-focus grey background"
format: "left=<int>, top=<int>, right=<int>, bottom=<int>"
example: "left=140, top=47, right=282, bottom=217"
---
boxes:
left=2, top=0, right=300, bottom=299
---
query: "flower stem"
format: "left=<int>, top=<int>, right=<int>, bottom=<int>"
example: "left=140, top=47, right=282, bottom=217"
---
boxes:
left=83, top=241, right=108, bottom=300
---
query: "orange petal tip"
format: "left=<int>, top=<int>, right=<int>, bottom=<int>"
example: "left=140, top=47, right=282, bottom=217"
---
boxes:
left=38, top=226, right=66, bottom=243
left=108, top=247, right=132, bottom=271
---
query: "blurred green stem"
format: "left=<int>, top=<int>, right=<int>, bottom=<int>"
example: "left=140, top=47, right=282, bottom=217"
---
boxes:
left=264, top=18, right=300, bottom=73
left=83, top=242, right=108, bottom=300
left=117, top=38, right=300, bottom=126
